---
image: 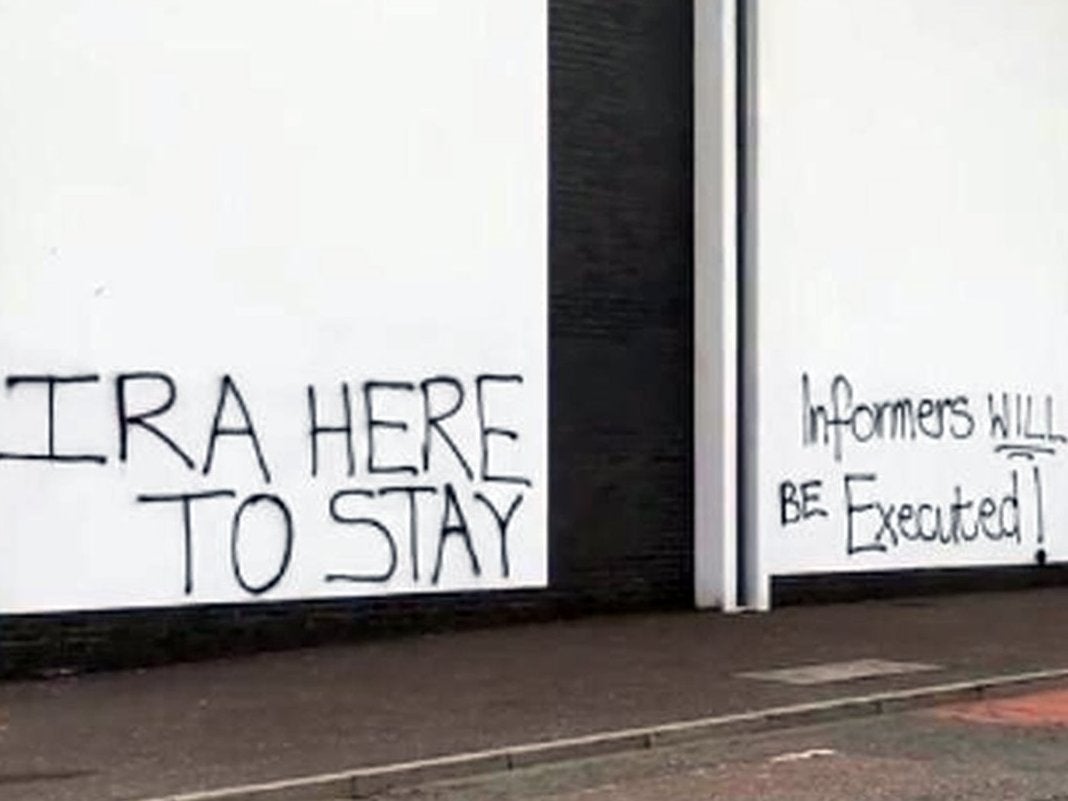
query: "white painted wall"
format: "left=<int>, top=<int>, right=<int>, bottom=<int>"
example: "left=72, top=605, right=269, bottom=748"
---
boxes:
left=752, top=0, right=1068, bottom=592
left=694, top=0, right=740, bottom=610
left=0, top=1, right=547, bottom=612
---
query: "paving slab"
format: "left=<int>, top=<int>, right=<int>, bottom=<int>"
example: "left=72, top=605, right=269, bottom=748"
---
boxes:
left=2, top=587, right=1068, bottom=801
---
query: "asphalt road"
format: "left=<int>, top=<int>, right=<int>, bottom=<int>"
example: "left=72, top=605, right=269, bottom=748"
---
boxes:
left=375, top=686, right=1068, bottom=801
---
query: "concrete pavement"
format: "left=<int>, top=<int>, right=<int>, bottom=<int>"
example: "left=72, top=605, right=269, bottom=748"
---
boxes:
left=3, top=587, right=1068, bottom=800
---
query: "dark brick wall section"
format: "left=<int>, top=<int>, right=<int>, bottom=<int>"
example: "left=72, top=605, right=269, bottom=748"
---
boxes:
left=549, top=0, right=694, bottom=604
left=774, top=566, right=1068, bottom=606
left=0, top=0, right=695, bottom=678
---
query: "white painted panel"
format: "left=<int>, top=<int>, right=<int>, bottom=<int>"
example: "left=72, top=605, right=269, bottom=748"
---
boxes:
left=0, top=1, right=547, bottom=612
left=754, top=0, right=1068, bottom=578
left=695, top=0, right=739, bottom=610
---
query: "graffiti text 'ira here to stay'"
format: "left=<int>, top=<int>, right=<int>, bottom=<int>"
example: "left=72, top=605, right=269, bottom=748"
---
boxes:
left=0, top=370, right=534, bottom=598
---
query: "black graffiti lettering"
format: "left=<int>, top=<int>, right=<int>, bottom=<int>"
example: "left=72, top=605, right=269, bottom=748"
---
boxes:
left=377, top=485, right=437, bottom=582
left=421, top=376, right=474, bottom=479
left=116, top=372, right=194, bottom=469
left=800, top=481, right=827, bottom=519
left=851, top=404, right=877, bottom=442
left=896, top=503, right=917, bottom=540
left=474, top=491, right=524, bottom=578
left=801, top=374, right=829, bottom=446
left=326, top=489, right=398, bottom=584
left=844, top=472, right=1021, bottom=555
left=987, top=392, right=1064, bottom=446
left=976, top=497, right=999, bottom=539
left=917, top=504, right=943, bottom=543
left=432, top=482, right=481, bottom=584
left=363, top=381, right=418, bottom=476
left=873, top=399, right=917, bottom=441
left=1032, top=466, right=1045, bottom=545
left=1048, top=396, right=1068, bottom=443
left=916, top=399, right=943, bottom=438
left=1024, top=395, right=1042, bottom=440
left=803, top=374, right=977, bottom=459
left=136, top=490, right=236, bottom=594
left=779, top=479, right=828, bottom=527
left=230, top=493, right=293, bottom=594
left=949, top=396, right=976, bottom=439
left=845, top=473, right=885, bottom=555
left=877, top=501, right=899, bottom=548
left=202, top=375, right=272, bottom=483
left=779, top=481, right=800, bottom=526
left=829, top=375, right=853, bottom=462
left=0, top=367, right=540, bottom=594
left=988, top=393, right=1011, bottom=439
left=0, top=375, right=107, bottom=464
left=1004, top=470, right=1022, bottom=543
left=307, top=383, right=356, bottom=479
left=476, top=374, right=531, bottom=486
left=872, top=392, right=918, bottom=438
left=950, top=487, right=975, bottom=542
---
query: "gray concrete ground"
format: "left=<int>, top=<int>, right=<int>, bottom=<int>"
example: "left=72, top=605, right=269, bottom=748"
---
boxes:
left=3, top=588, right=1068, bottom=800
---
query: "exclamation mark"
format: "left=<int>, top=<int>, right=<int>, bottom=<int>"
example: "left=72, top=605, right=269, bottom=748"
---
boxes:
left=1033, top=465, right=1047, bottom=565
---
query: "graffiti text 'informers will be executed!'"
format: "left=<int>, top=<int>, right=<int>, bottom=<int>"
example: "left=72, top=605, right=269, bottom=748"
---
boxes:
left=781, top=373, right=1063, bottom=558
